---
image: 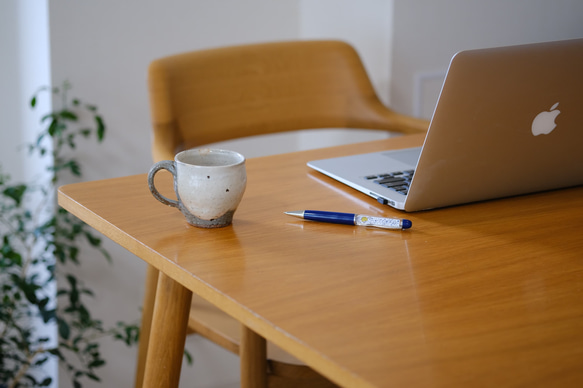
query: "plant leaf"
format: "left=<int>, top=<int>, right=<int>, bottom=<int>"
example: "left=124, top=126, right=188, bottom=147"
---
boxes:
left=3, top=184, right=27, bottom=206
left=58, top=318, right=71, bottom=340
left=41, top=308, right=57, bottom=323
left=86, top=373, right=101, bottom=382
left=60, top=110, right=78, bottom=121
left=48, top=118, right=59, bottom=137
left=95, top=115, right=105, bottom=141
left=84, top=232, right=102, bottom=247
left=88, top=359, right=106, bottom=368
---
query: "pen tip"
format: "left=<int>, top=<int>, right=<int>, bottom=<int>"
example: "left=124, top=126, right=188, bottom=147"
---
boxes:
left=402, top=219, right=412, bottom=229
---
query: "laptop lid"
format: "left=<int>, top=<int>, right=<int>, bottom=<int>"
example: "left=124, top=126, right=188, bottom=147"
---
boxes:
left=308, top=38, right=583, bottom=212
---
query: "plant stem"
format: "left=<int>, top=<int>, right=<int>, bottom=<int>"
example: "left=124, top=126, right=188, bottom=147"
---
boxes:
left=8, top=346, right=45, bottom=388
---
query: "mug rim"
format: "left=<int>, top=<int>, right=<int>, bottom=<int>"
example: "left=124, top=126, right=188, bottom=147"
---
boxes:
left=175, top=148, right=245, bottom=167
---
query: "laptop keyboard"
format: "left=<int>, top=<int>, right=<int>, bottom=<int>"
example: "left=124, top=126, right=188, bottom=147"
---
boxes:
left=365, top=170, right=415, bottom=195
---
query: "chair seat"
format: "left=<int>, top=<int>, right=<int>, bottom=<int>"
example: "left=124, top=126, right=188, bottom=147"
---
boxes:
left=187, top=294, right=338, bottom=386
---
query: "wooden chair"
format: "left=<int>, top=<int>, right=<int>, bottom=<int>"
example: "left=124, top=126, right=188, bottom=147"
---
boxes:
left=137, top=40, right=428, bottom=387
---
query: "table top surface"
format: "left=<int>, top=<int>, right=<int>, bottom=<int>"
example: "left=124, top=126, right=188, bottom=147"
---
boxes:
left=58, top=134, right=583, bottom=387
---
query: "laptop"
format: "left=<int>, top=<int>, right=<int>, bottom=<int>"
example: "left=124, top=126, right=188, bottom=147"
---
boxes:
left=308, top=38, right=583, bottom=212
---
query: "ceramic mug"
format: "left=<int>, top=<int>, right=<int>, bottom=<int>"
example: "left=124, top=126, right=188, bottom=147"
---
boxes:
left=147, top=148, right=247, bottom=228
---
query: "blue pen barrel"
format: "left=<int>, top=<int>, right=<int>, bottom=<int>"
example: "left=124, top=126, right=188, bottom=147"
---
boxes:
left=304, top=210, right=355, bottom=225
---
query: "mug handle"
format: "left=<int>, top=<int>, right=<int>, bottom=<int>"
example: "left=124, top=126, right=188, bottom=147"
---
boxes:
left=147, top=160, right=179, bottom=208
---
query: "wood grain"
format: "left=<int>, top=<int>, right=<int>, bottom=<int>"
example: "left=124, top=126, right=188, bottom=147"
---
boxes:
left=144, top=39, right=429, bottom=387
left=59, top=134, right=583, bottom=387
left=240, top=326, right=267, bottom=388
left=142, top=272, right=192, bottom=388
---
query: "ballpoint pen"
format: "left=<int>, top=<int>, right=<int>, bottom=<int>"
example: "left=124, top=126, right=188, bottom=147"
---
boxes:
left=285, top=210, right=412, bottom=230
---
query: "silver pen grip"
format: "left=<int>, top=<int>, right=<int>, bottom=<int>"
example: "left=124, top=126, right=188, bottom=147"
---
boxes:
left=354, top=214, right=404, bottom=229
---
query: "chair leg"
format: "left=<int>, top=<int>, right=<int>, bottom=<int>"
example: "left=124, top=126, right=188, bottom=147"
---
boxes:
left=143, top=272, right=192, bottom=388
left=240, top=326, right=267, bottom=388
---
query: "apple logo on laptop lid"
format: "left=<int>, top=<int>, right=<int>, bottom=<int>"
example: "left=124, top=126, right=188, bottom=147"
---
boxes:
left=531, top=102, right=560, bottom=136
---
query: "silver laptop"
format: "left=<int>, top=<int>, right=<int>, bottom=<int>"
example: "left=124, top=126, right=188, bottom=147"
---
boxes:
left=308, top=38, right=583, bottom=212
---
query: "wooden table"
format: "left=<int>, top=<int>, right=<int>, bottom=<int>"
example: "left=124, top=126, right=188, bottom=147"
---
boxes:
left=58, top=134, right=583, bottom=387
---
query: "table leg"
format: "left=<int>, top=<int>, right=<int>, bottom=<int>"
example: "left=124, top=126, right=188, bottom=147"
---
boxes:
left=142, top=272, right=192, bottom=388
left=240, top=325, right=267, bottom=388
left=135, top=265, right=159, bottom=388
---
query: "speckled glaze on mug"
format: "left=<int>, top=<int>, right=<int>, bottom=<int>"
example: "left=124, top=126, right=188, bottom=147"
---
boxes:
left=147, top=149, right=246, bottom=228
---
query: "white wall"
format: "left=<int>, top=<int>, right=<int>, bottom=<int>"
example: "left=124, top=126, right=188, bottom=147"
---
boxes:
left=391, top=0, right=583, bottom=119
left=299, top=0, right=394, bottom=104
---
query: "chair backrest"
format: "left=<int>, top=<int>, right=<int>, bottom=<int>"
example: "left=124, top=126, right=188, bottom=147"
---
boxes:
left=148, top=40, right=427, bottom=161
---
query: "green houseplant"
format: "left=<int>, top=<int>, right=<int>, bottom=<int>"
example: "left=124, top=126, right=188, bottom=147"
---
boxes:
left=0, top=82, right=138, bottom=388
